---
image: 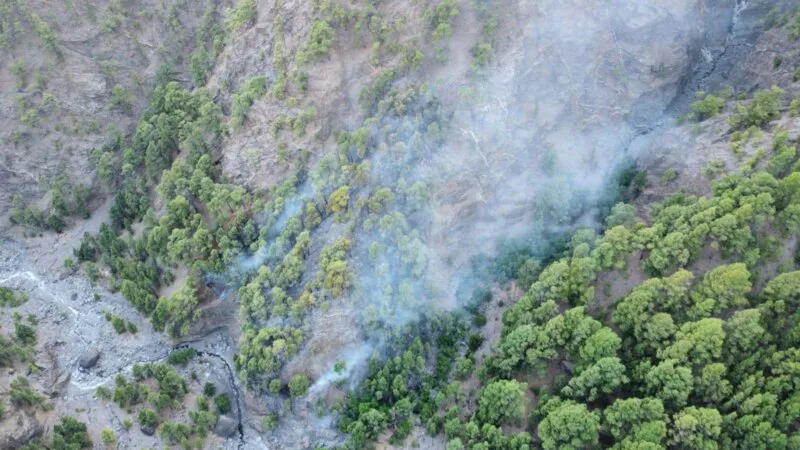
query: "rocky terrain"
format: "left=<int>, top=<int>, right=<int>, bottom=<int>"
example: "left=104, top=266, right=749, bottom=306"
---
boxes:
left=1, top=0, right=799, bottom=448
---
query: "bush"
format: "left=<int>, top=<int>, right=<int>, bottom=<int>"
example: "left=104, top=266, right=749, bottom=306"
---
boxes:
left=289, top=373, right=310, bottom=397
left=160, top=421, right=191, bottom=444
left=229, top=76, right=268, bottom=131
left=100, top=428, right=117, bottom=446
left=10, top=377, right=46, bottom=408
left=167, top=348, right=196, bottom=366
left=729, top=86, right=784, bottom=129
left=690, top=91, right=725, bottom=121
left=0, top=287, right=28, bottom=307
left=298, top=20, right=336, bottom=63
left=14, top=322, right=36, bottom=346
left=53, top=416, right=92, bottom=449
left=203, top=382, right=217, bottom=397
left=137, top=408, right=159, bottom=428
left=111, top=315, right=127, bottom=333
left=215, top=393, right=232, bottom=414
left=225, top=0, right=257, bottom=32
left=110, top=85, right=134, bottom=112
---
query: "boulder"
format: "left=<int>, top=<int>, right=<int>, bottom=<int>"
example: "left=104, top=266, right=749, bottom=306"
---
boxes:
left=214, top=415, right=238, bottom=438
left=140, top=424, right=155, bottom=436
left=78, top=349, right=100, bottom=370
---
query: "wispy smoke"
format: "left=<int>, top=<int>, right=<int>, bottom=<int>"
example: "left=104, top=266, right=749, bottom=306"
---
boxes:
left=215, top=0, right=749, bottom=399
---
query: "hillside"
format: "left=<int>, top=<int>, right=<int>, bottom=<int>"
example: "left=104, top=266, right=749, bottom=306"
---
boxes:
left=1, top=0, right=800, bottom=449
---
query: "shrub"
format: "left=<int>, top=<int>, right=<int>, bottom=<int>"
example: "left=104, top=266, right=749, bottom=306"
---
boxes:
left=10, top=377, right=46, bottom=408
left=137, top=408, right=159, bottom=428
left=100, top=428, right=117, bottom=446
left=0, top=287, right=28, bottom=307
left=298, top=20, right=336, bottom=63
left=690, top=91, right=725, bottom=121
left=111, top=316, right=127, bottom=333
left=729, top=86, right=784, bottom=129
left=160, top=421, right=191, bottom=444
left=229, top=76, right=268, bottom=131
left=53, top=416, right=92, bottom=449
left=289, top=373, right=310, bottom=397
left=110, top=85, right=134, bottom=112
left=167, top=348, right=196, bottom=366
left=225, top=0, right=257, bottom=32
left=215, top=393, right=232, bottom=414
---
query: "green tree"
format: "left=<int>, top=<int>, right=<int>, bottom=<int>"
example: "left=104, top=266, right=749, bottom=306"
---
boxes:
left=475, top=379, right=527, bottom=425
left=644, top=360, right=693, bottom=410
left=688, top=263, right=751, bottom=319
left=446, top=438, right=465, bottom=450
left=729, top=86, right=784, bottom=129
left=604, top=397, right=666, bottom=446
left=215, top=393, right=232, bottom=414
left=658, top=318, right=725, bottom=366
left=724, top=309, right=770, bottom=369
left=694, top=363, right=732, bottom=405
left=668, top=406, right=722, bottom=449
left=225, top=0, right=257, bottom=32
left=289, top=373, right=310, bottom=397
left=138, top=408, right=159, bottom=429
left=606, top=202, right=637, bottom=228
left=538, top=401, right=600, bottom=450
left=52, top=416, right=93, bottom=449
left=561, top=357, right=628, bottom=402
left=327, top=186, right=350, bottom=214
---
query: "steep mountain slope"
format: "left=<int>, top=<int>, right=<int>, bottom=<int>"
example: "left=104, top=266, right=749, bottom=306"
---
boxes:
left=1, top=0, right=799, bottom=449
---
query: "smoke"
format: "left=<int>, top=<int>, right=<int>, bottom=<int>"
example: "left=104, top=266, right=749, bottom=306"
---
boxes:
left=307, top=343, right=374, bottom=397
left=213, top=0, right=758, bottom=401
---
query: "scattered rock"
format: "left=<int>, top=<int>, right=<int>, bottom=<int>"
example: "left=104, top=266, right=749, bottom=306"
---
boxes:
left=140, top=424, right=155, bottom=436
left=214, top=415, right=238, bottom=438
left=78, top=349, right=100, bottom=369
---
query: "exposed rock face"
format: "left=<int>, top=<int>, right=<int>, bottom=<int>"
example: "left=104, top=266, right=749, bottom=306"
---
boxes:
left=0, top=412, right=43, bottom=449
left=424, top=0, right=767, bottom=269
left=78, top=349, right=100, bottom=369
left=0, top=0, right=212, bottom=219
left=214, top=415, right=239, bottom=438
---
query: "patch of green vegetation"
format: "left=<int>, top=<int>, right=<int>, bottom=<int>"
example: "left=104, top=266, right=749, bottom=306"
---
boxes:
left=166, top=348, right=196, bottom=366
left=297, top=20, right=336, bottom=64
left=10, top=175, right=93, bottom=232
left=104, top=312, right=137, bottom=334
left=659, top=168, right=678, bottom=184
left=0, top=287, right=28, bottom=307
left=729, top=86, right=784, bottom=129
left=225, top=0, right=256, bottom=32
left=109, top=85, right=134, bottom=113
left=229, top=76, right=268, bottom=131
left=10, top=59, right=27, bottom=89
left=28, top=12, right=61, bottom=58
left=427, top=0, right=459, bottom=40
left=690, top=90, right=726, bottom=121
left=10, top=376, right=48, bottom=410
left=100, top=0, right=125, bottom=33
